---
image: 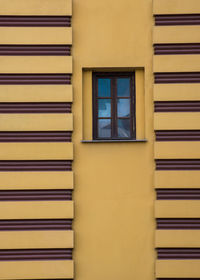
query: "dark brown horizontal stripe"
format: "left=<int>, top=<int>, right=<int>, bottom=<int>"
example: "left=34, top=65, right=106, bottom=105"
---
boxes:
left=157, top=248, right=200, bottom=259
left=0, top=219, right=72, bottom=231
left=0, top=16, right=71, bottom=27
left=0, top=45, right=71, bottom=56
left=0, top=131, right=72, bottom=142
left=0, top=102, right=71, bottom=113
left=157, top=218, right=200, bottom=229
left=155, top=130, right=200, bottom=141
left=0, top=249, right=72, bottom=261
left=155, top=72, right=200, bottom=84
left=155, top=14, right=200, bottom=26
left=157, top=189, right=200, bottom=200
left=154, top=43, right=200, bottom=55
left=0, top=190, right=72, bottom=201
left=155, top=101, right=200, bottom=112
left=156, top=159, right=200, bottom=170
left=0, top=74, right=71, bottom=85
left=0, top=160, right=72, bottom=171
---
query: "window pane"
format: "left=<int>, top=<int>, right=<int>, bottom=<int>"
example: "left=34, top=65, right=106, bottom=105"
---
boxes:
left=118, top=119, right=130, bottom=138
left=98, top=78, right=111, bottom=97
left=98, top=99, right=111, bottom=117
left=117, top=78, right=130, bottom=97
left=98, top=119, right=111, bottom=138
left=117, top=99, right=130, bottom=117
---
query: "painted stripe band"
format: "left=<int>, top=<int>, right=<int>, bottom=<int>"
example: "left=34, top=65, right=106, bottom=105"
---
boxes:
left=157, top=218, right=200, bottom=229
left=0, top=219, right=72, bottom=231
left=155, top=72, right=200, bottom=84
left=155, top=101, right=200, bottom=112
left=155, top=14, right=200, bottom=26
left=157, top=248, right=200, bottom=259
left=0, top=160, right=72, bottom=171
left=157, top=189, right=200, bottom=200
left=0, top=45, right=71, bottom=56
left=156, top=159, right=200, bottom=170
left=154, top=43, right=200, bottom=55
left=155, top=130, right=200, bottom=141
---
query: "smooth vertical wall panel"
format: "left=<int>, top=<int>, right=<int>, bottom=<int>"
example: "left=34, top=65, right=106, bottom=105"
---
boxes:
left=155, top=142, right=200, bottom=159
left=0, top=0, right=72, bottom=15
left=0, top=260, right=73, bottom=279
left=155, top=171, right=200, bottom=188
left=0, top=114, right=73, bottom=131
left=154, top=84, right=200, bottom=101
left=0, top=231, right=74, bottom=249
left=154, top=0, right=200, bottom=14
left=155, top=200, right=200, bottom=218
left=154, top=113, right=200, bottom=130
left=0, top=143, right=73, bottom=160
left=0, top=28, right=72, bottom=44
left=0, top=201, right=74, bottom=219
left=156, top=260, right=200, bottom=278
left=154, top=55, right=200, bottom=72
left=0, top=56, right=72, bottom=73
left=156, top=230, right=200, bottom=247
left=0, top=172, right=73, bottom=189
left=154, top=26, right=200, bottom=44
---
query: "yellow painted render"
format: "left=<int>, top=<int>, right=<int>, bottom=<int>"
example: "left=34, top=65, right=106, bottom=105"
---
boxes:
left=0, top=231, right=74, bottom=249
left=0, top=172, right=73, bottom=189
left=154, top=55, right=200, bottom=72
left=155, top=142, right=200, bottom=159
left=0, top=27, right=72, bottom=44
left=0, top=201, right=74, bottom=219
left=155, top=171, right=200, bottom=188
left=154, top=112, right=200, bottom=130
left=0, top=113, right=73, bottom=131
left=156, top=230, right=200, bottom=247
left=0, top=260, right=73, bottom=279
left=0, top=56, right=72, bottom=74
left=0, top=85, right=73, bottom=102
left=73, top=1, right=154, bottom=280
left=0, top=0, right=72, bottom=15
left=0, top=143, right=73, bottom=160
left=154, top=26, right=200, bottom=44
left=156, top=260, right=200, bottom=278
left=154, top=0, right=200, bottom=14
left=155, top=200, right=200, bottom=218
left=154, top=84, right=200, bottom=101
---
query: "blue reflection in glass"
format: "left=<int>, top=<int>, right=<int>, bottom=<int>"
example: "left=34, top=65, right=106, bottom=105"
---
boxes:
left=98, top=99, right=111, bottom=117
left=98, top=119, right=111, bottom=138
left=117, top=99, right=130, bottom=117
left=118, top=119, right=130, bottom=138
left=98, top=78, right=111, bottom=97
left=117, top=78, right=130, bottom=97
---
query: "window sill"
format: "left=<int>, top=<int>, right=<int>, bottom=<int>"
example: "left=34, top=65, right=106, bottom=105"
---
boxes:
left=81, top=139, right=147, bottom=143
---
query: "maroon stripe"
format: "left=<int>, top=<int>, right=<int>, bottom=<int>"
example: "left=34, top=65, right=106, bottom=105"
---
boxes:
left=155, top=14, right=200, bottom=26
left=0, top=102, right=71, bottom=113
left=154, top=43, right=200, bottom=55
left=0, top=131, right=72, bottom=142
left=156, top=159, right=200, bottom=170
left=0, top=160, right=72, bottom=172
left=0, top=74, right=71, bottom=85
left=155, top=101, right=200, bottom=112
left=155, top=130, right=200, bottom=141
left=0, top=45, right=71, bottom=56
left=0, top=249, right=72, bottom=261
left=0, top=16, right=71, bottom=27
left=157, top=189, right=200, bottom=200
left=0, top=219, right=72, bottom=231
left=157, top=248, right=200, bottom=259
left=155, top=72, right=200, bottom=84
left=0, top=190, right=72, bottom=201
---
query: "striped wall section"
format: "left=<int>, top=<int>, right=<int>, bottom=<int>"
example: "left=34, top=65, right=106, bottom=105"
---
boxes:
left=153, top=0, right=200, bottom=279
left=0, top=0, right=73, bottom=280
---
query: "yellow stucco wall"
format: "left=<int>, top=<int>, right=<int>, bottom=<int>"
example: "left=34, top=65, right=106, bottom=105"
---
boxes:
left=73, top=1, right=154, bottom=280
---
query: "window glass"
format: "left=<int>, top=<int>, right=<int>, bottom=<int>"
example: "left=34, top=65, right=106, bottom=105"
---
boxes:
left=117, top=78, right=130, bottom=97
left=98, top=119, right=111, bottom=138
left=118, top=119, right=131, bottom=138
left=98, top=99, right=111, bottom=117
left=98, top=78, right=111, bottom=97
left=117, top=99, right=130, bottom=117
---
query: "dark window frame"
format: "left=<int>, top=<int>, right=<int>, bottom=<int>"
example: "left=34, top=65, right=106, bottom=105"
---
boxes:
left=92, top=72, right=136, bottom=140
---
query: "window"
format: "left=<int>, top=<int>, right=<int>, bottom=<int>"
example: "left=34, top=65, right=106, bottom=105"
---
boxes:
left=93, top=73, right=136, bottom=140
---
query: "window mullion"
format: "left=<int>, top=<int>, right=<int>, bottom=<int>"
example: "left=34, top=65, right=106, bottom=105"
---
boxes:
left=112, top=78, right=117, bottom=138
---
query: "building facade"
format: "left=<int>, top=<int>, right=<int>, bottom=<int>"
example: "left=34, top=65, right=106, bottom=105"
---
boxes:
left=0, top=0, right=199, bottom=280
